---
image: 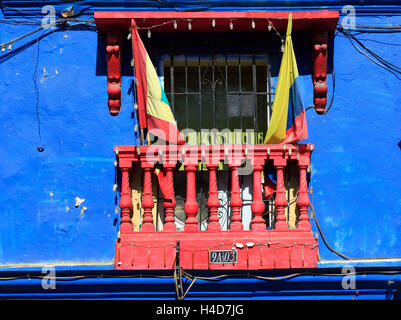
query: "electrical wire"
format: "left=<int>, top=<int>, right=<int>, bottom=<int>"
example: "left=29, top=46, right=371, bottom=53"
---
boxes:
left=174, top=266, right=184, bottom=299
left=338, top=34, right=401, bottom=47
left=181, top=269, right=401, bottom=283
left=0, top=21, right=97, bottom=151
left=182, top=276, right=198, bottom=298
left=0, top=267, right=400, bottom=283
left=310, top=202, right=401, bottom=261
left=338, top=27, right=401, bottom=80
left=355, top=24, right=401, bottom=30
left=0, top=25, right=44, bottom=49
left=0, top=22, right=97, bottom=65
left=0, top=273, right=175, bottom=281
left=352, top=25, right=401, bottom=33
left=32, top=30, right=43, bottom=151
left=1, top=267, right=400, bottom=301
left=345, top=31, right=401, bottom=72
left=0, top=17, right=96, bottom=50
left=309, top=203, right=351, bottom=260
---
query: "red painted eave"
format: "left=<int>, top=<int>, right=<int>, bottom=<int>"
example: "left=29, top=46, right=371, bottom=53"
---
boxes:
left=94, top=11, right=339, bottom=33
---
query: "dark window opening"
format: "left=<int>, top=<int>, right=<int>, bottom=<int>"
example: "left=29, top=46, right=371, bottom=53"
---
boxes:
left=145, top=32, right=276, bottom=145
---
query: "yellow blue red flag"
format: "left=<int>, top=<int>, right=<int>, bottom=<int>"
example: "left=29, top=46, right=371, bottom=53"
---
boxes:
left=131, top=19, right=185, bottom=145
left=264, top=13, right=308, bottom=144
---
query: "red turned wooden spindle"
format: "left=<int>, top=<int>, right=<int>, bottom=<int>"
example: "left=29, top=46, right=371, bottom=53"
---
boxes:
left=297, top=155, right=312, bottom=231
left=251, top=159, right=266, bottom=231
left=229, top=163, right=243, bottom=231
left=163, top=163, right=177, bottom=232
left=207, top=162, right=220, bottom=231
left=274, top=158, right=289, bottom=230
left=141, top=163, right=155, bottom=232
left=184, top=162, right=199, bottom=231
left=119, top=164, right=133, bottom=234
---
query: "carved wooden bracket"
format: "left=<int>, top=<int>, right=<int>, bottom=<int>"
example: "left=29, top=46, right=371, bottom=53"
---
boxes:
left=312, top=29, right=329, bottom=114
left=95, top=12, right=339, bottom=117
left=106, top=31, right=122, bottom=116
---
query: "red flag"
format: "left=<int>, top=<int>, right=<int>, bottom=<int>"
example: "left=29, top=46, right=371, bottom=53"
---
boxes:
left=263, top=176, right=276, bottom=200
left=131, top=19, right=185, bottom=145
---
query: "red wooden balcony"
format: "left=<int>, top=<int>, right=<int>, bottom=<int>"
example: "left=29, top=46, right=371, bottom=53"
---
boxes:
left=114, top=143, right=318, bottom=270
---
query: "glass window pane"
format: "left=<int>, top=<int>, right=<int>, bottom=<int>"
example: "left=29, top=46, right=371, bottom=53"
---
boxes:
left=240, top=56, right=253, bottom=92
left=257, top=94, right=268, bottom=142
left=215, top=92, right=227, bottom=130
left=227, top=94, right=240, bottom=118
left=187, top=67, right=199, bottom=93
left=164, top=66, right=171, bottom=94
left=174, top=95, right=187, bottom=130
left=201, top=92, right=213, bottom=130
left=256, top=66, right=267, bottom=93
left=188, top=94, right=200, bottom=131
left=240, top=94, right=255, bottom=118
left=227, top=66, right=239, bottom=92
left=174, top=68, right=186, bottom=93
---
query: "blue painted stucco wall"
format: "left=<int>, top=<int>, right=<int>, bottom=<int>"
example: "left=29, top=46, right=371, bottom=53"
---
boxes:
left=310, top=14, right=401, bottom=260
left=0, top=9, right=139, bottom=264
left=0, top=0, right=401, bottom=267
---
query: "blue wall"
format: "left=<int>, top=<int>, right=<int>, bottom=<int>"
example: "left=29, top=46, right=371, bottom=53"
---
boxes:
left=280, top=11, right=401, bottom=260
left=308, top=14, right=401, bottom=260
left=0, top=14, right=138, bottom=264
left=0, top=1, right=401, bottom=266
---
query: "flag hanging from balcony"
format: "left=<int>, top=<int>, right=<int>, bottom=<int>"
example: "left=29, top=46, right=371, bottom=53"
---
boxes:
left=264, top=13, right=308, bottom=144
left=131, top=20, right=185, bottom=145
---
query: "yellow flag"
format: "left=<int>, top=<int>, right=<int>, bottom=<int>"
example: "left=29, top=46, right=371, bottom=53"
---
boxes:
left=264, top=13, right=307, bottom=144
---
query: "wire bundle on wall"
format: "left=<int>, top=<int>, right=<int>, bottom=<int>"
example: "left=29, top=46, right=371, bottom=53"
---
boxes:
left=338, top=25, right=401, bottom=80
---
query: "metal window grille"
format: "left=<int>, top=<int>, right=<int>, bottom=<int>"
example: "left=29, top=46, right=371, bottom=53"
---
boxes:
left=145, top=32, right=275, bottom=145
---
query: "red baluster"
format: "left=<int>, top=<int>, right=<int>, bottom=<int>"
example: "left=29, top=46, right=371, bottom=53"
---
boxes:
left=297, top=155, right=311, bottom=231
left=207, top=162, right=220, bottom=231
left=119, top=163, right=133, bottom=234
left=251, top=159, right=266, bottom=231
left=229, top=163, right=243, bottom=231
left=274, top=158, right=288, bottom=230
left=184, top=162, right=199, bottom=231
left=163, top=163, right=177, bottom=232
left=141, top=162, right=155, bottom=232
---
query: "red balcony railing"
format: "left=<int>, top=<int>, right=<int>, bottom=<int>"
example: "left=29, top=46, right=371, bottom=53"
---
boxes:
left=114, top=144, right=318, bottom=270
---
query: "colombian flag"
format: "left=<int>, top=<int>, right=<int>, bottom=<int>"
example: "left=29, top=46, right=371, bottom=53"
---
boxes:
left=131, top=20, right=185, bottom=145
left=264, top=13, right=308, bottom=144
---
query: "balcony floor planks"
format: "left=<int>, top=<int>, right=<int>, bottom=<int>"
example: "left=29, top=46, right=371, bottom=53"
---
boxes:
left=115, top=230, right=318, bottom=270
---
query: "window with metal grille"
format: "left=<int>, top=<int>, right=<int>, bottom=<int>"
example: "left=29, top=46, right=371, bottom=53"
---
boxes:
left=145, top=32, right=276, bottom=145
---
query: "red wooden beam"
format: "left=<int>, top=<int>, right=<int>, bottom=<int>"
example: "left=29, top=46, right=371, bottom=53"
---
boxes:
left=95, top=11, right=339, bottom=33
